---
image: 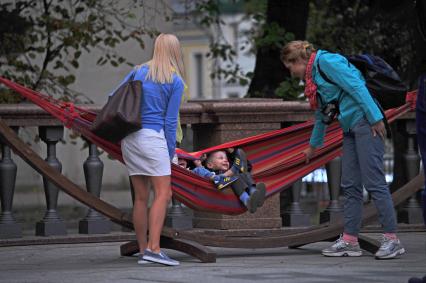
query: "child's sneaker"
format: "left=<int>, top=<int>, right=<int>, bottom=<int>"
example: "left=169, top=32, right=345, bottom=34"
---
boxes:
left=322, top=235, right=362, bottom=257
left=254, top=183, right=266, bottom=207
left=374, top=235, right=405, bottom=259
left=231, top=148, right=246, bottom=174
left=246, top=188, right=264, bottom=213
left=213, top=175, right=238, bottom=190
left=142, top=249, right=180, bottom=266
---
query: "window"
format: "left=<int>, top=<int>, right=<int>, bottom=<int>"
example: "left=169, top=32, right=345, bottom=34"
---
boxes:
left=194, top=53, right=203, bottom=98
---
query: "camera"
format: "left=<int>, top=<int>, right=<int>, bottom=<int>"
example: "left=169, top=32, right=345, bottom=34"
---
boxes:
left=321, top=101, right=339, bottom=125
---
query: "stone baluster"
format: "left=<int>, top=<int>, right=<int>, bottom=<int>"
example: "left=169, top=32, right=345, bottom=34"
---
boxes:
left=282, top=179, right=311, bottom=227
left=0, top=127, right=22, bottom=239
left=398, top=120, right=423, bottom=223
left=165, top=132, right=193, bottom=229
left=79, top=141, right=111, bottom=234
left=36, top=126, right=67, bottom=236
left=320, top=156, right=343, bottom=223
left=165, top=198, right=193, bottom=229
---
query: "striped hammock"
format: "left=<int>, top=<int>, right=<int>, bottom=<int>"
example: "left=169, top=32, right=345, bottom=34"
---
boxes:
left=0, top=77, right=415, bottom=214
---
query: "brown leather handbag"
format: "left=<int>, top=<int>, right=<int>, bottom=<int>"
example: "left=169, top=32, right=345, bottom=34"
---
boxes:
left=91, top=71, right=142, bottom=143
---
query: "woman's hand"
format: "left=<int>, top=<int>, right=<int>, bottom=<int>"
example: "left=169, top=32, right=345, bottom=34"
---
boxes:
left=371, top=120, right=386, bottom=140
left=302, top=146, right=316, bottom=163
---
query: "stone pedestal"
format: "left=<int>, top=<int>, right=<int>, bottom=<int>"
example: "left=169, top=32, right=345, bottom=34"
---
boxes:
left=193, top=123, right=281, bottom=151
left=0, top=209, right=21, bottom=240
left=193, top=194, right=282, bottom=229
left=79, top=216, right=112, bottom=234
left=36, top=216, right=67, bottom=237
left=192, top=113, right=283, bottom=230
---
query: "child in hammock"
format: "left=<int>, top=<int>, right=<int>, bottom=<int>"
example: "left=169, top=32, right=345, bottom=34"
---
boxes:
left=186, top=148, right=266, bottom=213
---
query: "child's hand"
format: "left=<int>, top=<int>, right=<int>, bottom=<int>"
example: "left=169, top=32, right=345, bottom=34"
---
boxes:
left=226, top=147, right=235, bottom=153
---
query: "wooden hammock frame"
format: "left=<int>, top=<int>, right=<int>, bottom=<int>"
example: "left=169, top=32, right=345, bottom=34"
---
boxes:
left=0, top=119, right=423, bottom=263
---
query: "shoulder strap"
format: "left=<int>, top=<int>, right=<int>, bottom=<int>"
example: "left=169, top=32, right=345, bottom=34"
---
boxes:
left=317, top=58, right=336, bottom=85
left=316, top=53, right=344, bottom=104
left=317, top=52, right=336, bottom=85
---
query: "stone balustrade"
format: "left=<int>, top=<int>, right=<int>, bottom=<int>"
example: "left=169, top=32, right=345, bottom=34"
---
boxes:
left=0, top=100, right=420, bottom=239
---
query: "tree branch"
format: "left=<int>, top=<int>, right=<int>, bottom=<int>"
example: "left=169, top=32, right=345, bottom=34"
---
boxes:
left=33, top=0, right=53, bottom=90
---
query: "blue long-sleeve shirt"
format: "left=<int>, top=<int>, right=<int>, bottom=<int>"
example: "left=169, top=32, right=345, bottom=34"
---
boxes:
left=111, top=65, right=184, bottom=159
left=192, top=166, right=215, bottom=178
left=309, top=50, right=383, bottom=148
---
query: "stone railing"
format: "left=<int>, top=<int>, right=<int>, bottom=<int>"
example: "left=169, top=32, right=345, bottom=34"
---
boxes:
left=0, top=100, right=422, bottom=239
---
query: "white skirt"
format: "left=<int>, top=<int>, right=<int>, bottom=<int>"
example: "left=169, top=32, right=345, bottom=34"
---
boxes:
left=121, top=128, right=171, bottom=176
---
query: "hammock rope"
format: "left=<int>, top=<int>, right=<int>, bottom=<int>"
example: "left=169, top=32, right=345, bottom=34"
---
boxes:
left=0, top=77, right=415, bottom=214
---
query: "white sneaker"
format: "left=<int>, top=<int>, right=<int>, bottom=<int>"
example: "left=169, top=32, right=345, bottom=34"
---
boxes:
left=375, top=235, right=405, bottom=259
left=322, top=235, right=362, bottom=257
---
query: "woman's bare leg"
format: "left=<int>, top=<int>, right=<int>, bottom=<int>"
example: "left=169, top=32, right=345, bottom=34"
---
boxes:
left=147, top=175, right=172, bottom=253
left=130, top=175, right=150, bottom=254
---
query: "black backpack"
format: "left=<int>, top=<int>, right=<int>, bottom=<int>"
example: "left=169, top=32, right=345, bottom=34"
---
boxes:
left=317, top=53, right=407, bottom=110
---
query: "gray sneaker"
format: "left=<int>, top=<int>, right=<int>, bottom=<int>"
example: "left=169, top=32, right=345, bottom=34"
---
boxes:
left=137, top=254, right=153, bottom=265
left=322, top=236, right=363, bottom=257
left=142, top=249, right=180, bottom=266
left=374, top=236, right=405, bottom=259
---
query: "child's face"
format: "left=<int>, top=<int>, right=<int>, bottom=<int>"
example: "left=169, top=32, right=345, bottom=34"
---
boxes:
left=178, top=158, right=188, bottom=168
left=206, top=151, right=230, bottom=171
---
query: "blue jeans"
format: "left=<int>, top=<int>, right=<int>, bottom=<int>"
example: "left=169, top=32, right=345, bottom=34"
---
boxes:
left=341, top=118, right=397, bottom=235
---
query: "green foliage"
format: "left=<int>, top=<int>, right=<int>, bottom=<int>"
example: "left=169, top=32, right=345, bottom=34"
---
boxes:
left=0, top=0, right=159, bottom=103
left=307, top=0, right=415, bottom=83
left=275, top=78, right=305, bottom=101
left=194, top=0, right=416, bottom=99
left=191, top=0, right=300, bottom=99
left=254, top=22, right=294, bottom=50
left=194, top=0, right=267, bottom=85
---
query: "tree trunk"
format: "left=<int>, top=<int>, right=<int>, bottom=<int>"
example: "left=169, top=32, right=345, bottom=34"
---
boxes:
left=247, top=0, right=310, bottom=98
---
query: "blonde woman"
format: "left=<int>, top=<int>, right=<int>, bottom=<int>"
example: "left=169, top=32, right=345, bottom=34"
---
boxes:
left=117, top=34, right=185, bottom=266
left=281, top=40, right=404, bottom=259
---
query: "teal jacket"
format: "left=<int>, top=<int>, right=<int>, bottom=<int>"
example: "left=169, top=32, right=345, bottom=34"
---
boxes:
left=309, top=50, right=383, bottom=148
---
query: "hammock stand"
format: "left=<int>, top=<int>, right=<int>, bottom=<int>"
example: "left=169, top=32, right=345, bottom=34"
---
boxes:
left=0, top=77, right=421, bottom=262
left=1, top=118, right=423, bottom=262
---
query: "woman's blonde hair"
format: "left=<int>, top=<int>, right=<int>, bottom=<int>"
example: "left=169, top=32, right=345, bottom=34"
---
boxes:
left=280, top=40, right=316, bottom=64
left=146, top=33, right=186, bottom=84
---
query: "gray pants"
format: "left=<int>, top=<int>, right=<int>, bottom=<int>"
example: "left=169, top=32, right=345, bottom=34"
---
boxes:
left=341, top=118, right=397, bottom=236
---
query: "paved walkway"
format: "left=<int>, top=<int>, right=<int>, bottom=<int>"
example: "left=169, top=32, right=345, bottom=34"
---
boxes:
left=0, top=232, right=425, bottom=283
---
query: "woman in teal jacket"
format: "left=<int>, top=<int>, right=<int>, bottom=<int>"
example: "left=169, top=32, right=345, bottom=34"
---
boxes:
left=281, top=40, right=404, bottom=259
